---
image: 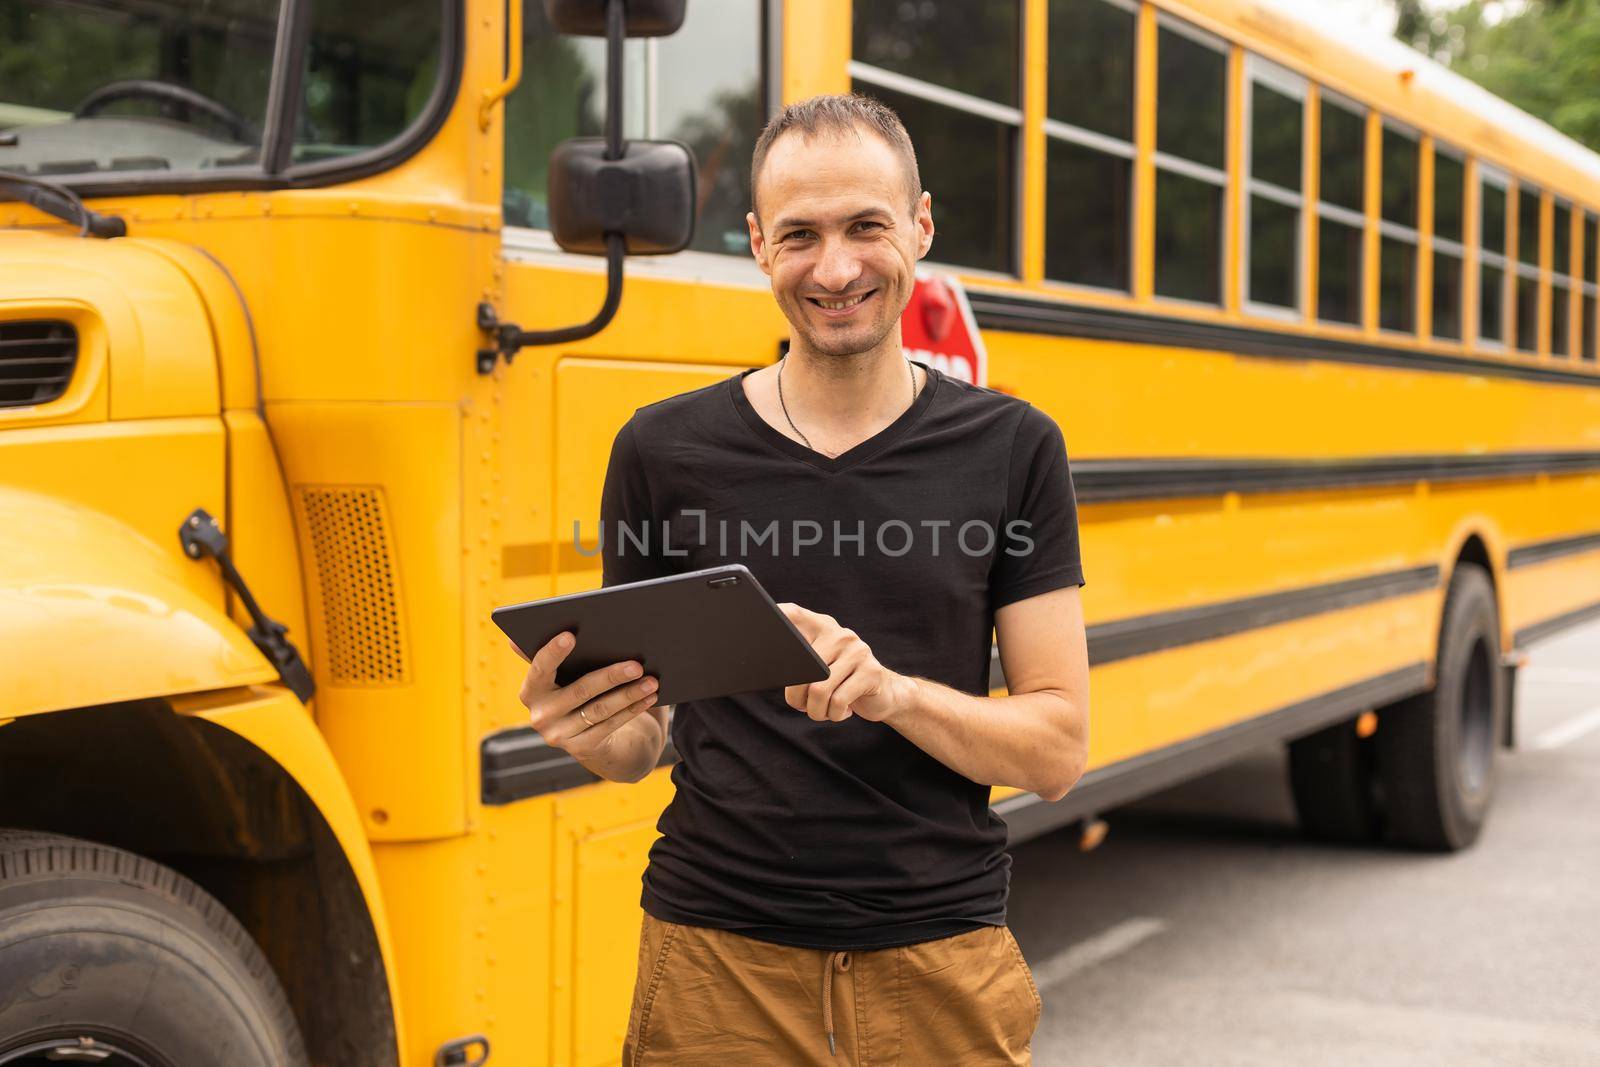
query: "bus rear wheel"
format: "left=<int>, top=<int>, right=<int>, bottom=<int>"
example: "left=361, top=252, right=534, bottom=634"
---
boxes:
left=0, top=830, right=308, bottom=1067
left=1373, top=564, right=1506, bottom=851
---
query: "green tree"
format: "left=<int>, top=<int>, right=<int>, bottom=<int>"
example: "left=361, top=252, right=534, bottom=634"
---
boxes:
left=1396, top=0, right=1600, bottom=153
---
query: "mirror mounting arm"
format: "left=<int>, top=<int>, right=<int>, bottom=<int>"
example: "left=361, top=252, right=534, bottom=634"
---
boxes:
left=474, top=233, right=625, bottom=374
left=477, top=0, right=628, bottom=375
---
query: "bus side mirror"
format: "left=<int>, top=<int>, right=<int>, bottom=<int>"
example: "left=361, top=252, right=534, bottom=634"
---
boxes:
left=544, top=0, right=685, bottom=36
left=548, top=138, right=696, bottom=255
left=476, top=0, right=694, bottom=370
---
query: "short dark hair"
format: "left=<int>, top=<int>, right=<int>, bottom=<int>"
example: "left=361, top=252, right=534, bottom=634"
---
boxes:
left=749, top=92, right=922, bottom=225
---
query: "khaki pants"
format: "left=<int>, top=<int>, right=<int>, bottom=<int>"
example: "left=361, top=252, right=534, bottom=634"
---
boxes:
left=622, top=912, right=1043, bottom=1066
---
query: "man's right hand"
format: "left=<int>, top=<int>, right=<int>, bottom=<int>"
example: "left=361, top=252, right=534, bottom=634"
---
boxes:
left=512, top=632, right=660, bottom=763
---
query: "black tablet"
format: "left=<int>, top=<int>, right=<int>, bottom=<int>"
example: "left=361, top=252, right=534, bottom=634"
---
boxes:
left=491, top=564, right=830, bottom=706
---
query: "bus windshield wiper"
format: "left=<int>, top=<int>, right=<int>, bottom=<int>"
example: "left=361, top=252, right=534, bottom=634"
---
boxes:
left=0, top=170, right=126, bottom=239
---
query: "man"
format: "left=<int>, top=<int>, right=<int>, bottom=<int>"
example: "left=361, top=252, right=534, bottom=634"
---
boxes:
left=514, top=93, right=1089, bottom=1065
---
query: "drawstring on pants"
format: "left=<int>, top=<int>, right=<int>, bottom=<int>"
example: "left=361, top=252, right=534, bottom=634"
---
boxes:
left=822, top=950, right=851, bottom=1056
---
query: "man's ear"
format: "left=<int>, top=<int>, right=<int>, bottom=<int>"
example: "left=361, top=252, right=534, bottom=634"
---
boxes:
left=913, top=191, right=935, bottom=261
left=747, top=211, right=773, bottom=277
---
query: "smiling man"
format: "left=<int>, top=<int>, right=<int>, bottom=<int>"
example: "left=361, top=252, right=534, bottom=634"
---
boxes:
left=514, top=93, right=1088, bottom=1065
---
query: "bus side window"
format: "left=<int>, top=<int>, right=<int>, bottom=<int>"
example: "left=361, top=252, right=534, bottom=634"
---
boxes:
left=852, top=0, right=1023, bottom=275
left=1514, top=181, right=1542, bottom=353
left=1583, top=212, right=1598, bottom=362
left=1316, top=92, right=1365, bottom=327
left=503, top=0, right=764, bottom=258
left=1244, top=57, right=1305, bottom=315
left=1045, top=0, right=1137, bottom=294
left=1430, top=145, right=1465, bottom=342
left=1152, top=17, right=1228, bottom=306
left=1550, top=198, right=1573, bottom=358
left=1478, top=169, right=1509, bottom=347
left=1378, top=122, right=1419, bottom=335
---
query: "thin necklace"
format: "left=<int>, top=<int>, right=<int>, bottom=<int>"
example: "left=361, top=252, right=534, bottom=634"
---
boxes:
left=776, top=355, right=919, bottom=454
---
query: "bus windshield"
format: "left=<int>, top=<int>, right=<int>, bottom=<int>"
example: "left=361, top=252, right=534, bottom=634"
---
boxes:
left=0, top=0, right=444, bottom=181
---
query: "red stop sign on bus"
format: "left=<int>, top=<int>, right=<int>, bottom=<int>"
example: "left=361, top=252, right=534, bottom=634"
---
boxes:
left=901, top=272, right=987, bottom=387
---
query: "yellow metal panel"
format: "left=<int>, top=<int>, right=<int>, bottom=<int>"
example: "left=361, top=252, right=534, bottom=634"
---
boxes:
left=1133, top=3, right=1158, bottom=301
left=1303, top=83, right=1320, bottom=324
left=474, top=800, right=558, bottom=1067
left=136, top=237, right=264, bottom=413
left=551, top=358, right=748, bottom=595
left=221, top=410, right=311, bottom=678
left=1507, top=179, right=1522, bottom=351
left=267, top=401, right=467, bottom=841
left=1021, top=0, right=1048, bottom=286
left=1539, top=191, right=1552, bottom=358
left=0, top=485, right=273, bottom=718
left=1363, top=109, right=1381, bottom=335
left=785, top=0, right=852, bottom=102
left=1464, top=156, right=1481, bottom=345
left=1418, top=135, right=1436, bottom=339
left=370, top=835, right=486, bottom=1067
left=1225, top=45, right=1244, bottom=314
left=984, top=329, right=1600, bottom=459
left=549, top=783, right=673, bottom=1067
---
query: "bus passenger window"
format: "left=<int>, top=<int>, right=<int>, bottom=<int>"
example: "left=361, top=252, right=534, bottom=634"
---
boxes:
left=1515, top=184, right=1541, bottom=353
left=1478, top=171, right=1509, bottom=346
left=854, top=0, right=1021, bottom=274
left=1584, top=212, right=1598, bottom=362
left=1431, top=147, right=1466, bottom=341
left=1045, top=0, right=1136, bottom=292
left=1244, top=59, right=1304, bottom=313
left=1153, top=19, right=1228, bottom=305
left=1550, top=199, right=1572, bottom=357
left=1316, top=95, right=1365, bottom=325
left=504, top=0, right=763, bottom=258
left=1378, top=124, right=1419, bottom=333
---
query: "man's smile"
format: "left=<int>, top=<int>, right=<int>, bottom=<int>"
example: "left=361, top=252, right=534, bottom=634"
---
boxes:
left=806, top=288, right=878, bottom=317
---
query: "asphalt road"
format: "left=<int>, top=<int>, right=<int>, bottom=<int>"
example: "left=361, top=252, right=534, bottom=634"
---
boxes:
left=1014, top=616, right=1600, bottom=1066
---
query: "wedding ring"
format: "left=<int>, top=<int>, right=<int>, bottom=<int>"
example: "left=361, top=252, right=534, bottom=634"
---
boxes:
left=579, top=707, right=596, bottom=727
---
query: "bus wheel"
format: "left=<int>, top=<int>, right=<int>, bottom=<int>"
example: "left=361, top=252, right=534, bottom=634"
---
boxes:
left=1375, top=563, right=1507, bottom=852
left=1287, top=717, right=1381, bottom=843
left=0, top=830, right=308, bottom=1067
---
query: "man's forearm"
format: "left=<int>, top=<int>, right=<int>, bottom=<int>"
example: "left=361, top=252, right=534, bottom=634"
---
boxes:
left=880, top=679, right=1084, bottom=801
left=572, top=706, right=671, bottom=783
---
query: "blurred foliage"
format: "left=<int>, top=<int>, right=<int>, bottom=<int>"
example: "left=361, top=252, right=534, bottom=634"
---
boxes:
left=1393, top=0, right=1600, bottom=152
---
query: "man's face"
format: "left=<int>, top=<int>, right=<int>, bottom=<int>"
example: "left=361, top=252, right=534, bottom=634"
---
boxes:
left=747, top=127, right=935, bottom=358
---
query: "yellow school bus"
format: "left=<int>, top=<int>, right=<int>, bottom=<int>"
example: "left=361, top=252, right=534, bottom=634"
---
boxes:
left=2, top=0, right=1598, bottom=1062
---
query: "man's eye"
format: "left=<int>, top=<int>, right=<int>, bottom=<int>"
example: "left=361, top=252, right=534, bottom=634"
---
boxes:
left=855, top=222, right=883, bottom=232
left=785, top=230, right=814, bottom=241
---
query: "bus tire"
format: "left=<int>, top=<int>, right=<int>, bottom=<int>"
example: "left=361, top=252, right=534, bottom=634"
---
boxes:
left=1287, top=718, right=1380, bottom=843
left=0, top=830, right=308, bottom=1067
left=1375, top=563, right=1506, bottom=851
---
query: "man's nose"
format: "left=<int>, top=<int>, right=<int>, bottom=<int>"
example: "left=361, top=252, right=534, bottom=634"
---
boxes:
left=811, top=235, right=864, bottom=292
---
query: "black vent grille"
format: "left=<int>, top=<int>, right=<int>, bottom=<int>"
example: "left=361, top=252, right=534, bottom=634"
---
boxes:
left=0, top=321, right=78, bottom=409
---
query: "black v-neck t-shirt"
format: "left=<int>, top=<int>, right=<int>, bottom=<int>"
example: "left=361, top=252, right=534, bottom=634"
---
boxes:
left=598, top=364, right=1085, bottom=950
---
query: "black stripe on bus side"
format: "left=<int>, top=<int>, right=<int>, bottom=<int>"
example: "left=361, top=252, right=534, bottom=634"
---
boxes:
left=988, top=563, right=1439, bottom=688
left=1071, top=452, right=1600, bottom=502
left=1512, top=597, right=1600, bottom=649
left=481, top=730, right=680, bottom=806
left=483, top=563, right=1439, bottom=804
left=1506, top=531, right=1600, bottom=569
left=966, top=289, right=1600, bottom=389
left=993, top=662, right=1430, bottom=846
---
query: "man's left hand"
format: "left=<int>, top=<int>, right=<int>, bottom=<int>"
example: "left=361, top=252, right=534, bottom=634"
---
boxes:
left=777, top=603, right=913, bottom=724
